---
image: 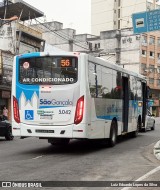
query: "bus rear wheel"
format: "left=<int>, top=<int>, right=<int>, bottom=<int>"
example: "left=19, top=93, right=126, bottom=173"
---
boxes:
left=131, top=127, right=139, bottom=137
left=108, top=121, right=117, bottom=147
left=151, top=122, right=155, bottom=130
left=48, top=138, right=70, bottom=146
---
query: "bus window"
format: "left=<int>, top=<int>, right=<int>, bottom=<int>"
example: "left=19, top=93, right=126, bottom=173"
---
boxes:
left=19, top=56, right=78, bottom=85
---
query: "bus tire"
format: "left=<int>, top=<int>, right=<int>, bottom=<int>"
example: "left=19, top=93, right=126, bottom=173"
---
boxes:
left=131, top=127, right=138, bottom=137
left=5, top=126, right=14, bottom=141
left=142, top=127, right=147, bottom=132
left=48, top=138, right=70, bottom=146
left=108, top=120, right=117, bottom=147
left=137, top=116, right=141, bottom=131
left=151, top=122, right=155, bottom=130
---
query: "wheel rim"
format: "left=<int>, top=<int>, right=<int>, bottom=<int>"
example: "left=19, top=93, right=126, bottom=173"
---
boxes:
left=112, top=128, right=116, bottom=143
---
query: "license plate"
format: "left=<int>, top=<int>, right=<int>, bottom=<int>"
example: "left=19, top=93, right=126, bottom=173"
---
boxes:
left=40, top=115, right=52, bottom=120
left=35, top=130, right=54, bottom=133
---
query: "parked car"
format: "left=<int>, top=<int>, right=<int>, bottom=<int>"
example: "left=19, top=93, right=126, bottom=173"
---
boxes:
left=0, top=116, right=14, bottom=140
left=141, top=110, right=155, bottom=132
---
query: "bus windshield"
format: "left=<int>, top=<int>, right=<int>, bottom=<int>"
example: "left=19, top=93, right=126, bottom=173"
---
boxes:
left=19, top=56, right=78, bottom=85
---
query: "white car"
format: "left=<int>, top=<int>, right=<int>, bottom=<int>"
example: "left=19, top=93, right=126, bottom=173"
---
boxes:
left=143, top=110, right=155, bottom=132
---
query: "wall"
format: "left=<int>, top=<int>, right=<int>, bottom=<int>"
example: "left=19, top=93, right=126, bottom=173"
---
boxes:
left=91, top=0, right=115, bottom=35
left=91, top=0, right=160, bottom=35
left=0, top=22, right=15, bottom=53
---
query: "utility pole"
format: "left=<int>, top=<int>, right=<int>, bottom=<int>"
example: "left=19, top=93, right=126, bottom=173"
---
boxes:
left=69, top=39, right=73, bottom=52
left=3, top=0, right=9, bottom=19
left=116, top=30, right=121, bottom=65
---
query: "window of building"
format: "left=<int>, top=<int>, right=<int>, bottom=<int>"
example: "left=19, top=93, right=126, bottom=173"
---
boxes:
left=141, top=63, right=146, bottom=73
left=157, top=66, right=160, bottom=73
left=150, top=51, right=154, bottom=58
left=149, top=78, right=154, bottom=84
left=141, top=35, right=147, bottom=44
left=118, top=20, right=120, bottom=29
left=157, top=53, right=160, bottom=60
left=157, top=79, right=160, bottom=86
left=118, top=0, right=121, bottom=6
left=142, top=50, right=146, bottom=56
left=118, top=9, right=120, bottom=18
left=149, top=36, right=155, bottom=45
left=149, top=65, right=155, bottom=73
left=157, top=38, right=160, bottom=47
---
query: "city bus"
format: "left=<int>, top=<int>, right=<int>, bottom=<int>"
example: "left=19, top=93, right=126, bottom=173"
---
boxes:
left=12, top=52, right=147, bottom=147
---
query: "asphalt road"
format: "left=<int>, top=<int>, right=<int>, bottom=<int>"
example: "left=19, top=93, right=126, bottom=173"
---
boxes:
left=0, top=119, right=160, bottom=190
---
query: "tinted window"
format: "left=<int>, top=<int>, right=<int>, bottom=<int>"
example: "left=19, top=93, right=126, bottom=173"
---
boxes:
left=19, top=56, right=78, bottom=85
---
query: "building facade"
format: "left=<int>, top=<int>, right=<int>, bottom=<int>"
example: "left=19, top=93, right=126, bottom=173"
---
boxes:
left=140, top=31, right=160, bottom=116
left=0, top=0, right=44, bottom=120
left=91, top=0, right=160, bottom=35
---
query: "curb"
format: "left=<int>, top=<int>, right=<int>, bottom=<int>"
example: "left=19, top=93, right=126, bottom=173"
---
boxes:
left=154, top=140, right=160, bottom=160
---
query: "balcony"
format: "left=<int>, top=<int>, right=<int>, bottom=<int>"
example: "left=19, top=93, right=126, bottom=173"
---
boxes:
left=16, top=23, right=43, bottom=39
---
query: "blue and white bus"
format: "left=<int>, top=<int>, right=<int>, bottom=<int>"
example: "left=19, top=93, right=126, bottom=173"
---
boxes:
left=12, top=52, right=147, bottom=146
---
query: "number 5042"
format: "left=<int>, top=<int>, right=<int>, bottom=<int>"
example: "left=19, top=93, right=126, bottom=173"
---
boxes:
left=59, top=110, right=71, bottom=114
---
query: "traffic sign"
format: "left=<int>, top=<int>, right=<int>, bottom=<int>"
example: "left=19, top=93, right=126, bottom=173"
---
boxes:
left=147, top=99, right=154, bottom=107
left=132, top=9, right=160, bottom=34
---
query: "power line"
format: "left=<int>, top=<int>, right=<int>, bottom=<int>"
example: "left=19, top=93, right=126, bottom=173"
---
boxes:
left=0, top=2, right=91, bottom=52
left=34, top=18, right=90, bottom=51
left=35, top=17, right=91, bottom=49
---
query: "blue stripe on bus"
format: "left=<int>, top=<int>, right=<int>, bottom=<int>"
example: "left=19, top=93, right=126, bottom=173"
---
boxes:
left=16, top=85, right=39, bottom=102
left=97, top=115, right=120, bottom=120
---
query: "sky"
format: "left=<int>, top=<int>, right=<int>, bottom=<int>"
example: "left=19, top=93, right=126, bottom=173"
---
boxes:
left=24, top=0, right=91, bottom=34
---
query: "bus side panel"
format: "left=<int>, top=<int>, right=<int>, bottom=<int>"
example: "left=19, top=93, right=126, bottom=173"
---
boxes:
left=87, top=98, right=106, bottom=139
left=127, top=100, right=137, bottom=133
left=83, top=56, right=106, bottom=139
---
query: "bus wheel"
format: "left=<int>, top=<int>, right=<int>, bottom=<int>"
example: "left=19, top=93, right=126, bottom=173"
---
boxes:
left=109, top=121, right=117, bottom=147
left=151, top=122, right=155, bottom=130
left=142, top=127, right=147, bottom=132
left=48, top=138, right=70, bottom=146
left=131, top=127, right=138, bottom=137
left=5, top=126, right=14, bottom=141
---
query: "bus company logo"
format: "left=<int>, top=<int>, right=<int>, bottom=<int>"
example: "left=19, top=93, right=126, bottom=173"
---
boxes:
left=23, top=62, right=30, bottom=69
left=40, top=99, right=73, bottom=106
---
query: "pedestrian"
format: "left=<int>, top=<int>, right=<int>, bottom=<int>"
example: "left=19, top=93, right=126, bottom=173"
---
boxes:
left=2, top=106, right=8, bottom=120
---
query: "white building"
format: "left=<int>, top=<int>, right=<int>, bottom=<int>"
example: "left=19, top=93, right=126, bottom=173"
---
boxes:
left=91, top=0, right=160, bottom=35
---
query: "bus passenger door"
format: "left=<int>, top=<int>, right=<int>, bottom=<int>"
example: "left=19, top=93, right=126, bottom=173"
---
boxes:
left=122, top=76, right=129, bottom=132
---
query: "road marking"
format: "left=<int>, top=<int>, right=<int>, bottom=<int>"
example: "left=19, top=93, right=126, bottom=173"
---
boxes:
left=32, top=155, right=43, bottom=160
left=121, top=165, right=160, bottom=190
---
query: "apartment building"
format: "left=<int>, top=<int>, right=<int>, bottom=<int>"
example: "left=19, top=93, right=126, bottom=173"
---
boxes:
left=140, top=31, right=160, bottom=116
left=91, top=0, right=160, bottom=35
